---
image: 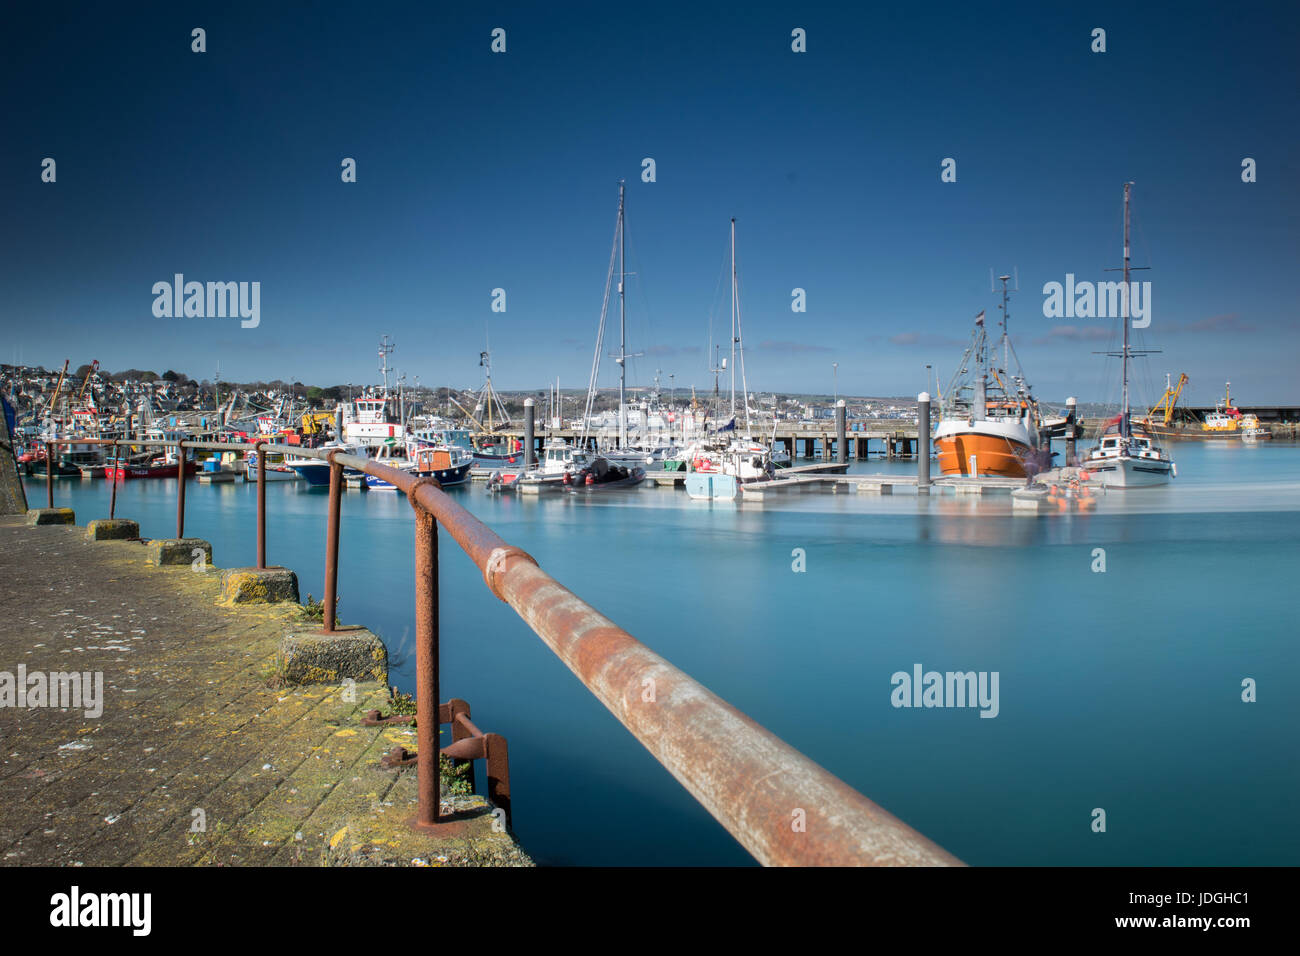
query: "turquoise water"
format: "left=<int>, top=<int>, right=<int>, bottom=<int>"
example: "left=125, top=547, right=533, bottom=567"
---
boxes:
left=27, top=440, right=1300, bottom=866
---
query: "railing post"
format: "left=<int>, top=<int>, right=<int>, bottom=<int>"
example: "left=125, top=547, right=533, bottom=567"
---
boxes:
left=255, top=440, right=267, bottom=569
left=108, top=442, right=119, bottom=519
left=411, top=480, right=441, bottom=828
left=175, top=441, right=187, bottom=538
left=45, top=441, right=53, bottom=508
left=322, top=451, right=342, bottom=634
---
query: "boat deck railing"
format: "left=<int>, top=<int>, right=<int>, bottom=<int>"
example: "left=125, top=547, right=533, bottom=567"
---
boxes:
left=34, top=436, right=961, bottom=866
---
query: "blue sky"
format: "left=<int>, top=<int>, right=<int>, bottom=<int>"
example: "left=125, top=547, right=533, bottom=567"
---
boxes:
left=1, top=1, right=1296, bottom=406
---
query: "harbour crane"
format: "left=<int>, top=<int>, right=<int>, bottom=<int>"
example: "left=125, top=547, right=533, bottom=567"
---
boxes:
left=1146, top=372, right=1189, bottom=426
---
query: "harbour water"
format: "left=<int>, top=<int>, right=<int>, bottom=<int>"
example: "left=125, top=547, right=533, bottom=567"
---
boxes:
left=28, top=440, right=1300, bottom=866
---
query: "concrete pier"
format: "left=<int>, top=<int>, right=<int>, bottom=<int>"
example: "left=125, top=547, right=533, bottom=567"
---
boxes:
left=0, top=515, right=530, bottom=867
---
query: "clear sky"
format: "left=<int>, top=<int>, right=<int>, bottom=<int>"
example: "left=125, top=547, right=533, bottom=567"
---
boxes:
left=2, top=1, right=1296, bottom=407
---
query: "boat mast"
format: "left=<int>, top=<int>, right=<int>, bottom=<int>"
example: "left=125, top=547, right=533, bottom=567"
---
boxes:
left=378, top=335, right=394, bottom=394
left=618, top=180, right=627, bottom=449
left=1000, top=275, right=1011, bottom=375
left=1121, top=181, right=1132, bottom=439
left=730, top=218, right=737, bottom=421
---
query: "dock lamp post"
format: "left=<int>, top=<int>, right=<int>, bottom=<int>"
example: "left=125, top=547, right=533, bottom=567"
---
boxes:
left=832, top=362, right=838, bottom=404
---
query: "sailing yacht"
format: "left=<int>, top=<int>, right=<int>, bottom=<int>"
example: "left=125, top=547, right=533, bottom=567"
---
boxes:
left=934, top=275, right=1045, bottom=477
left=1081, top=183, right=1176, bottom=487
left=683, top=217, right=779, bottom=500
left=576, top=181, right=680, bottom=468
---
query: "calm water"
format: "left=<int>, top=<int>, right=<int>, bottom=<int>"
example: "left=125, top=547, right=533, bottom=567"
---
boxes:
left=27, top=440, right=1300, bottom=866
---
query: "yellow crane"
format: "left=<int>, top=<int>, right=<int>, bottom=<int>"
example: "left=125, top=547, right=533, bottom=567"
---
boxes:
left=77, top=360, right=99, bottom=403
left=1146, top=372, right=1189, bottom=426
left=45, top=360, right=69, bottom=417
left=301, top=411, right=335, bottom=436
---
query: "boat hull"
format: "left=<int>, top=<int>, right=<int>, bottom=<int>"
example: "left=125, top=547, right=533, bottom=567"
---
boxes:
left=568, top=467, right=646, bottom=492
left=365, top=461, right=473, bottom=490
left=105, top=461, right=198, bottom=481
left=1082, top=456, right=1173, bottom=487
left=935, top=430, right=1032, bottom=478
left=686, top=473, right=739, bottom=500
left=244, top=464, right=299, bottom=482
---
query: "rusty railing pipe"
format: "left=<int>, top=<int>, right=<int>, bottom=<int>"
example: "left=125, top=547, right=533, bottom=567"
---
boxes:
left=492, top=560, right=961, bottom=866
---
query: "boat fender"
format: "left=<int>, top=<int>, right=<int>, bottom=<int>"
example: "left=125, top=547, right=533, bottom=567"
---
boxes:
left=585, top=473, right=594, bottom=485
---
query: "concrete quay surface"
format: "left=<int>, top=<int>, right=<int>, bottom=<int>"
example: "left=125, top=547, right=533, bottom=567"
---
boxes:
left=0, top=514, right=530, bottom=867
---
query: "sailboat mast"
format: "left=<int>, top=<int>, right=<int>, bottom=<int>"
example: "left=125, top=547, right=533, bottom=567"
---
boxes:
left=618, top=180, right=627, bottom=449
left=730, top=217, right=736, bottom=420
left=1122, top=182, right=1132, bottom=436
left=1001, top=277, right=1010, bottom=373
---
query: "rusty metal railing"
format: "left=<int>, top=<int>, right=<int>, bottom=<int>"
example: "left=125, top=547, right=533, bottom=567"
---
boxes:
left=33, top=436, right=961, bottom=865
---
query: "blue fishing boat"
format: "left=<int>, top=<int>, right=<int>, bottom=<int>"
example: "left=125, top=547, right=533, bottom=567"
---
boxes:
left=286, top=441, right=364, bottom=486
left=364, top=443, right=473, bottom=491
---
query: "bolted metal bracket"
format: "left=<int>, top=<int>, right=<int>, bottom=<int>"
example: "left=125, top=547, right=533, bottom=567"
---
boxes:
left=483, top=546, right=538, bottom=602
left=361, top=709, right=415, bottom=727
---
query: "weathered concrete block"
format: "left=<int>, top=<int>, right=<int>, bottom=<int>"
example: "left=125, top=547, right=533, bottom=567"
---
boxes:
left=279, top=627, right=387, bottom=686
left=27, top=508, right=76, bottom=525
left=147, top=537, right=212, bottom=567
left=221, top=566, right=299, bottom=605
left=86, top=518, right=140, bottom=540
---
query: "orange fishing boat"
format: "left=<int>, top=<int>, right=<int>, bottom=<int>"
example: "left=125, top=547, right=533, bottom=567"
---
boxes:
left=933, top=275, right=1045, bottom=477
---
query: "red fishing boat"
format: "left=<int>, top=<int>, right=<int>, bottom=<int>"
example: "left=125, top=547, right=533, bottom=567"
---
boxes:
left=104, top=452, right=197, bottom=481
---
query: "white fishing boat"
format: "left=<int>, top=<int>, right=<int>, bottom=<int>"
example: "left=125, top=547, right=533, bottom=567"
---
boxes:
left=1240, top=414, right=1270, bottom=442
left=1080, top=183, right=1176, bottom=488
left=339, top=337, right=411, bottom=451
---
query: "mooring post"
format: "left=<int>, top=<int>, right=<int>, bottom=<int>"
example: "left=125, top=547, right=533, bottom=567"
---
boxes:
left=255, top=441, right=267, bottom=569
left=322, top=452, right=342, bottom=634
left=1066, top=396, right=1077, bottom=465
left=917, top=392, right=931, bottom=493
left=523, top=398, right=535, bottom=470
left=175, top=442, right=187, bottom=538
left=835, top=400, right=847, bottom=464
left=412, top=499, right=441, bottom=827
left=45, top=441, right=53, bottom=508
